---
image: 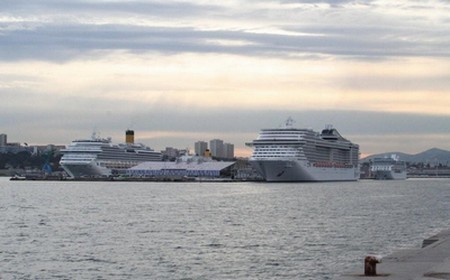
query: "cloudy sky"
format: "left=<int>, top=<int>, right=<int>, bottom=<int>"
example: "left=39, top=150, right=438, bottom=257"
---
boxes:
left=1, top=0, right=449, bottom=157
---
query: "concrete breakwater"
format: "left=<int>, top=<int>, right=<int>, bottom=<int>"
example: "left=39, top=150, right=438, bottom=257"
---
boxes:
left=339, top=230, right=450, bottom=279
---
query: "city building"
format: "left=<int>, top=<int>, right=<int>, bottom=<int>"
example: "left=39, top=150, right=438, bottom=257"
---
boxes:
left=0, top=133, right=32, bottom=154
left=194, top=141, right=208, bottom=157
left=0, top=134, right=7, bottom=147
left=162, top=147, right=179, bottom=161
left=162, top=147, right=190, bottom=161
left=209, top=139, right=224, bottom=158
left=194, top=139, right=235, bottom=160
left=223, top=143, right=234, bottom=159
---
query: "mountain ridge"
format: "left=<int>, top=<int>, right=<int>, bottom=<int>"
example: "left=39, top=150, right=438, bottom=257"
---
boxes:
left=362, top=148, right=450, bottom=164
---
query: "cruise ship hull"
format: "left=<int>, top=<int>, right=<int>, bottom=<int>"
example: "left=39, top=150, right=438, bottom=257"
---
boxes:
left=250, top=159, right=359, bottom=182
left=373, top=170, right=407, bottom=180
left=60, top=159, right=155, bottom=178
left=60, top=160, right=110, bottom=178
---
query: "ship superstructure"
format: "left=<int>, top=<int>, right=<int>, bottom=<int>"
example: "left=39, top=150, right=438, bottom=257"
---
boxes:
left=247, top=118, right=359, bottom=182
left=60, top=130, right=161, bottom=178
left=370, top=154, right=407, bottom=180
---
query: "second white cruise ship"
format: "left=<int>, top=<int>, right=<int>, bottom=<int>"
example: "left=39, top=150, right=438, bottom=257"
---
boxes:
left=370, top=155, right=407, bottom=180
left=60, top=130, right=161, bottom=178
left=247, top=118, right=360, bottom=182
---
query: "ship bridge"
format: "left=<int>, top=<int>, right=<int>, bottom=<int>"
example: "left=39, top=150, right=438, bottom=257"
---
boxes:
left=320, top=125, right=349, bottom=142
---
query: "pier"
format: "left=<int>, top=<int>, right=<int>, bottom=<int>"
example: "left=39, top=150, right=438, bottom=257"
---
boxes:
left=339, top=230, right=450, bottom=279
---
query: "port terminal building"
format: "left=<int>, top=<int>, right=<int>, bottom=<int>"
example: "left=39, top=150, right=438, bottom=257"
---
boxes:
left=126, top=156, right=235, bottom=178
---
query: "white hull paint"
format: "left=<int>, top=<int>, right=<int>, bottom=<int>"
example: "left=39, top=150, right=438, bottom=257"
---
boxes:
left=60, top=160, right=110, bottom=178
left=60, top=159, right=152, bottom=178
left=250, top=159, right=359, bottom=182
left=373, top=170, right=407, bottom=180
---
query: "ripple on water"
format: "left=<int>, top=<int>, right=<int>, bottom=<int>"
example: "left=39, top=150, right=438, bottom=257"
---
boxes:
left=0, top=179, right=449, bottom=279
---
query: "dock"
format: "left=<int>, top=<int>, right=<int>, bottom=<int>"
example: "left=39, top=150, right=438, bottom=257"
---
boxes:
left=339, top=230, right=450, bottom=279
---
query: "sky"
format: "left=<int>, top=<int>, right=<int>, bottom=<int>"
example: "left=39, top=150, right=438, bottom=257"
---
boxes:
left=1, top=0, right=449, bottom=157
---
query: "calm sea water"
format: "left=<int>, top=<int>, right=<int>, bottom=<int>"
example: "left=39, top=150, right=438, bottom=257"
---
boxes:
left=1, top=177, right=449, bottom=279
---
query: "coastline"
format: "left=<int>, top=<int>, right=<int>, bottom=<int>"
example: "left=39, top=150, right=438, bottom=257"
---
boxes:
left=8, top=175, right=259, bottom=183
left=339, top=230, right=450, bottom=279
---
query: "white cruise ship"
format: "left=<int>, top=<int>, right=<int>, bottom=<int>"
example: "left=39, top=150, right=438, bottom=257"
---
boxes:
left=370, top=155, right=407, bottom=180
left=60, top=130, right=161, bottom=178
left=247, top=118, right=360, bottom=182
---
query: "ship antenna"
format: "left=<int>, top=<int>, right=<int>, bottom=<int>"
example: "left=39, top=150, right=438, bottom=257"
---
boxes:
left=91, top=128, right=101, bottom=140
left=284, top=117, right=295, bottom=128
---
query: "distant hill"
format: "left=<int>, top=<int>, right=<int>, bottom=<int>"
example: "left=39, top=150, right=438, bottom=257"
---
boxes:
left=362, top=148, right=450, bottom=164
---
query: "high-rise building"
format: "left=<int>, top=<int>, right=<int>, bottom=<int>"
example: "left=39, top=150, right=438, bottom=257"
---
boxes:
left=209, top=139, right=224, bottom=158
left=223, top=143, right=234, bottom=159
left=0, top=134, right=6, bottom=147
left=194, top=141, right=208, bottom=156
left=162, top=147, right=178, bottom=161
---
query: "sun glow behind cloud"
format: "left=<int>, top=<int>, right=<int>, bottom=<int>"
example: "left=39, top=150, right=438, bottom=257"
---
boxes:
left=1, top=53, right=448, bottom=116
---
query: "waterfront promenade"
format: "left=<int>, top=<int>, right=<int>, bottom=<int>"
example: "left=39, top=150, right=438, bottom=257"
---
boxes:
left=339, top=230, right=450, bottom=279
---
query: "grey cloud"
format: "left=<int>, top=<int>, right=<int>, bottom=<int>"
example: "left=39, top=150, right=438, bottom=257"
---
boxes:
left=339, top=74, right=450, bottom=92
left=1, top=0, right=219, bottom=17
left=1, top=0, right=450, bottom=61
left=279, top=0, right=372, bottom=5
left=1, top=21, right=449, bottom=62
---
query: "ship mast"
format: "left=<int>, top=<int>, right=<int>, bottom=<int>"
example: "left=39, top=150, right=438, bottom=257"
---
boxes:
left=283, top=117, right=295, bottom=128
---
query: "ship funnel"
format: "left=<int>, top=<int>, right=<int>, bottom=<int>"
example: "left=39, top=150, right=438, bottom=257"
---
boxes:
left=126, top=130, right=134, bottom=144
